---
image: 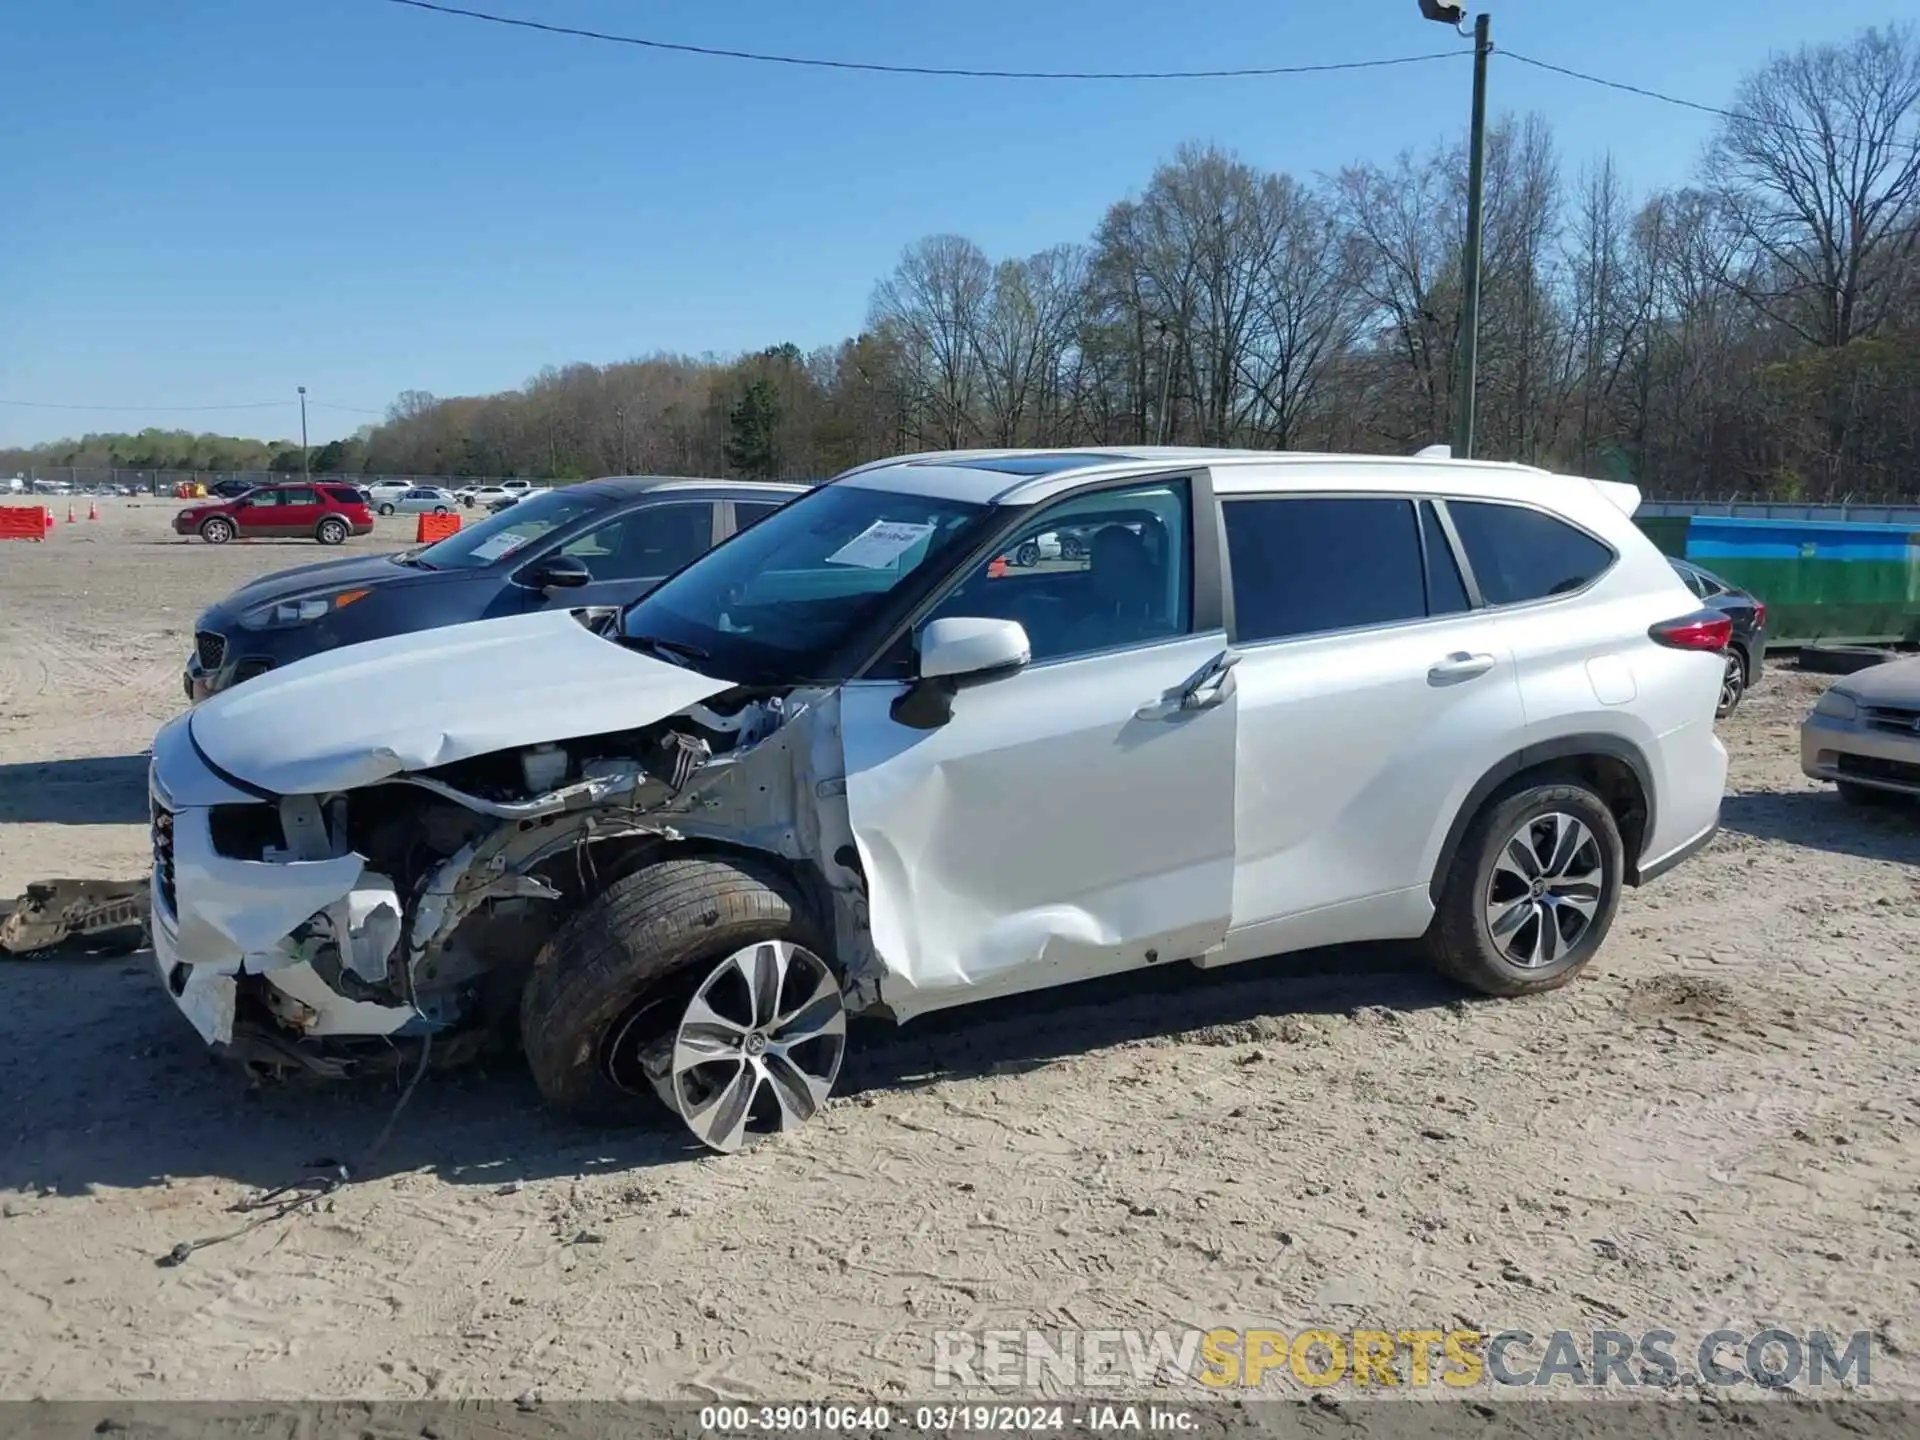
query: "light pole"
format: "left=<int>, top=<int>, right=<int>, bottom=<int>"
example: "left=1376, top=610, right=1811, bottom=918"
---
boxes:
left=1420, top=2, right=1491, bottom=460
left=1153, top=319, right=1174, bottom=446
left=297, top=386, right=310, bottom=480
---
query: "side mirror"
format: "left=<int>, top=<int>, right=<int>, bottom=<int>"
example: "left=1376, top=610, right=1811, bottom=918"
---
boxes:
left=919, top=616, right=1031, bottom=680
left=522, top=554, right=592, bottom=590
left=892, top=617, right=1031, bottom=730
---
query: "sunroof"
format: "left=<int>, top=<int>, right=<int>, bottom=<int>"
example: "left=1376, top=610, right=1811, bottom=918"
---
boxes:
left=925, top=452, right=1137, bottom=477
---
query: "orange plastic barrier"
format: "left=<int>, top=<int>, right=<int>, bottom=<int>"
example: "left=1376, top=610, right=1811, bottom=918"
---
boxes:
left=415, top=512, right=461, bottom=543
left=0, top=506, right=49, bottom=541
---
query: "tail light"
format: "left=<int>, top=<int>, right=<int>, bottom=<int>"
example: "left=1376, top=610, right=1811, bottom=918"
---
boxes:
left=1752, top=600, right=1767, bottom=630
left=1649, top=609, right=1733, bottom=651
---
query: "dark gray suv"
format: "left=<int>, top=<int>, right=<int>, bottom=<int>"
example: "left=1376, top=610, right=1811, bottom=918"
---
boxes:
left=183, top=476, right=802, bottom=700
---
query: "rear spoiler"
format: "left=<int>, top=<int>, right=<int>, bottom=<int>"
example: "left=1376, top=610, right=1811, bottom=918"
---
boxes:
left=1591, top=479, right=1641, bottom=516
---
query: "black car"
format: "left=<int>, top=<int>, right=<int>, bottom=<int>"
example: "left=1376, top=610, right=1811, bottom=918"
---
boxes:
left=184, top=476, right=803, bottom=701
left=1669, top=557, right=1767, bottom=717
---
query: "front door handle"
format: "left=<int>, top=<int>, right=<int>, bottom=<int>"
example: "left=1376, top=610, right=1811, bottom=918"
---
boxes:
left=1136, top=649, right=1240, bottom=721
left=1428, top=651, right=1496, bottom=684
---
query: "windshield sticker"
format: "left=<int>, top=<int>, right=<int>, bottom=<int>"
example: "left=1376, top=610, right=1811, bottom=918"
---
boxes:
left=826, top=520, right=935, bottom=570
left=469, top=533, right=529, bottom=562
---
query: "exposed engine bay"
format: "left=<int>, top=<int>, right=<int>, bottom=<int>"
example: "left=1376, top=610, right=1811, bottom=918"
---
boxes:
left=154, top=681, right=883, bottom=1076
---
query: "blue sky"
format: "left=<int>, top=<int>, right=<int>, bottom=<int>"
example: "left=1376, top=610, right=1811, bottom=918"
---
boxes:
left=0, top=0, right=1903, bottom=448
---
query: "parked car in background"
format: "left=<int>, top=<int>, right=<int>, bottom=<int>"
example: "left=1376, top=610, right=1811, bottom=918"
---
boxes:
left=181, top=476, right=802, bottom=700
left=173, top=482, right=373, bottom=548
left=461, top=485, right=515, bottom=508
left=1668, top=558, right=1766, bottom=716
left=374, top=486, right=461, bottom=516
left=149, top=447, right=1727, bottom=1155
left=362, top=480, right=412, bottom=506
left=206, top=478, right=261, bottom=501
left=1801, top=656, right=1920, bottom=806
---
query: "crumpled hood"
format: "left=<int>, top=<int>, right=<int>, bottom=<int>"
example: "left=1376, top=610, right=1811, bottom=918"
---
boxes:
left=1840, top=656, right=1920, bottom=706
left=188, top=610, right=731, bottom=794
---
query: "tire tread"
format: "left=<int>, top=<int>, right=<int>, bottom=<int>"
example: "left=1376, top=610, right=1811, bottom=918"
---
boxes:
left=518, top=855, right=816, bottom=1120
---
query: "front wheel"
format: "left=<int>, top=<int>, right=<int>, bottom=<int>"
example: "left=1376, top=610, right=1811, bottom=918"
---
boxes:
left=199, top=517, right=234, bottom=544
left=315, top=517, right=349, bottom=546
left=1425, top=781, right=1624, bottom=997
left=519, top=855, right=845, bottom=1151
left=1015, top=540, right=1041, bottom=567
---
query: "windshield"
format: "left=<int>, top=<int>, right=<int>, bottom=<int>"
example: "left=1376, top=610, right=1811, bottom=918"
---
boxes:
left=621, top=482, right=992, bottom=684
left=411, top=488, right=600, bottom=571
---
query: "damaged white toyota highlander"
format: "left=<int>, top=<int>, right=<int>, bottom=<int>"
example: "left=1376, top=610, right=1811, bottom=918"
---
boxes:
left=148, top=447, right=1730, bottom=1153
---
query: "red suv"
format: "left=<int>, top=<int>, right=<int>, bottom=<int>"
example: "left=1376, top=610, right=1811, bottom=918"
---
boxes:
left=174, top=483, right=375, bottom=546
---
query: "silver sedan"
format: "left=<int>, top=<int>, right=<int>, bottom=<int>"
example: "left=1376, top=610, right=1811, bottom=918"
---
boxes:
left=1801, top=657, right=1920, bottom=804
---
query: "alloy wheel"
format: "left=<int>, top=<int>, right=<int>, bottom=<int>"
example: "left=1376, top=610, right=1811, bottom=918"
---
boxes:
left=1483, top=812, right=1604, bottom=968
left=612, top=940, right=846, bottom=1153
left=1718, top=653, right=1745, bottom=716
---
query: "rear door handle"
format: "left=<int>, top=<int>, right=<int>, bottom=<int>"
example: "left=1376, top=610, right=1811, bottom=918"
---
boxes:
left=1428, top=651, right=1496, bottom=684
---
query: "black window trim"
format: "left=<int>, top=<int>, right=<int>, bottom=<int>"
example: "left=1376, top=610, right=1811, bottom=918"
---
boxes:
left=847, top=466, right=1228, bottom=685
left=1217, top=489, right=1483, bottom=651
left=510, top=497, right=721, bottom=585
left=1434, top=495, right=1620, bottom=612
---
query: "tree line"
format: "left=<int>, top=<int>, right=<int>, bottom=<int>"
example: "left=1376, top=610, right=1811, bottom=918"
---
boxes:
left=10, top=25, right=1915, bottom=500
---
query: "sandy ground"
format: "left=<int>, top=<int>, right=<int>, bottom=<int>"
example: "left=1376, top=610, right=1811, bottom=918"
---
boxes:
left=0, top=500, right=1916, bottom=1406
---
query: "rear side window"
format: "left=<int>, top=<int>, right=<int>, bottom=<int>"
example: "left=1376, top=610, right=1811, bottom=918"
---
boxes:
left=1225, top=497, right=1435, bottom=643
left=1447, top=500, right=1615, bottom=605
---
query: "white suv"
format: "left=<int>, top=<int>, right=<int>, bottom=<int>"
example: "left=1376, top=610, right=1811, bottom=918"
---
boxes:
left=146, top=448, right=1728, bottom=1152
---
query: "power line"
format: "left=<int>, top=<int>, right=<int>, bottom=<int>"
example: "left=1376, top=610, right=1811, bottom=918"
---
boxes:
left=1, top=397, right=391, bottom=418
left=1504, top=50, right=1920, bottom=155
left=0, top=398, right=290, bottom=412
left=383, top=0, right=1470, bottom=81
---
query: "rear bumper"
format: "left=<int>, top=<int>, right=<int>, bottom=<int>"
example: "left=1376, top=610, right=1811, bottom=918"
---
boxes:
left=1635, top=818, right=1719, bottom=885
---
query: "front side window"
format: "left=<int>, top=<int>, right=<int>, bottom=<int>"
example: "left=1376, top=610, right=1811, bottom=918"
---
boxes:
left=560, top=503, right=713, bottom=581
left=915, top=479, right=1193, bottom=664
left=411, top=488, right=602, bottom=571
left=1448, top=500, right=1616, bottom=605
left=621, top=482, right=995, bottom=685
left=1225, top=496, right=1440, bottom=644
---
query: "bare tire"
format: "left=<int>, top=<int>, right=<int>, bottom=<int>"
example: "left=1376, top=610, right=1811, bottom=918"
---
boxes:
left=1800, top=643, right=1895, bottom=676
left=1426, top=781, right=1624, bottom=997
left=199, top=517, right=234, bottom=544
left=519, top=854, right=831, bottom=1125
left=377, top=502, right=396, bottom=516
left=315, top=517, right=348, bottom=546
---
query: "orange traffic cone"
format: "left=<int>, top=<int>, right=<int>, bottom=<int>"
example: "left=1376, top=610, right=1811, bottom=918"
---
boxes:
left=65, top=503, right=76, bottom=523
left=88, top=499, right=99, bottom=521
left=44, top=510, right=54, bottom=531
left=987, top=556, right=1009, bottom=579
